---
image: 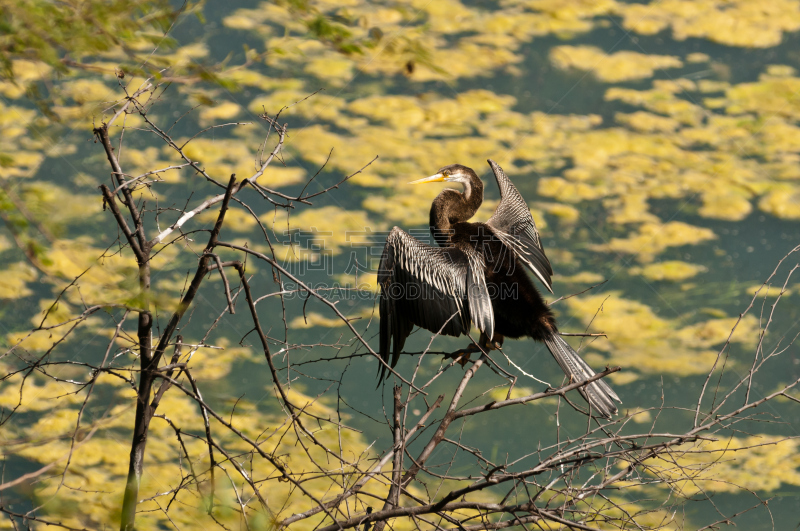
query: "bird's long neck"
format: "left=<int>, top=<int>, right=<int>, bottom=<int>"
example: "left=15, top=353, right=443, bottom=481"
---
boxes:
left=429, top=179, right=483, bottom=246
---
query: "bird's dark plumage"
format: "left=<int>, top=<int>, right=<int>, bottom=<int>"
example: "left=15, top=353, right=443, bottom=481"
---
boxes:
left=377, top=160, right=620, bottom=418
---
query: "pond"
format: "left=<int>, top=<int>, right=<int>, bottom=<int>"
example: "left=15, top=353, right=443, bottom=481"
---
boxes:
left=2, top=0, right=800, bottom=528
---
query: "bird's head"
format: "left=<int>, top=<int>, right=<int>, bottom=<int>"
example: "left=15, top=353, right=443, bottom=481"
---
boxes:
left=409, top=164, right=483, bottom=211
left=409, top=164, right=478, bottom=187
left=411, top=164, right=484, bottom=231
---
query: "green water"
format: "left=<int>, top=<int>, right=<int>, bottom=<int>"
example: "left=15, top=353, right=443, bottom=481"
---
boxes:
left=3, top=0, right=800, bottom=528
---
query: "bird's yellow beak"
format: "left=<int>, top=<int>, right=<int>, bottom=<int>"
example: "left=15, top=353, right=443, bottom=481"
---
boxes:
left=409, top=173, right=445, bottom=185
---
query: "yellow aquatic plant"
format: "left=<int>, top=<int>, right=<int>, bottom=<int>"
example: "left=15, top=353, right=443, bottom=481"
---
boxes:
left=563, top=292, right=759, bottom=378
left=645, top=436, right=800, bottom=496
left=629, top=261, right=708, bottom=281
left=616, top=0, right=800, bottom=48
left=0, top=376, right=404, bottom=530
left=590, top=221, right=716, bottom=262
left=550, top=45, right=683, bottom=82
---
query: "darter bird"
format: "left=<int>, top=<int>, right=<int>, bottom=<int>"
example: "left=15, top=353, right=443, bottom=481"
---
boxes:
left=377, top=160, right=621, bottom=418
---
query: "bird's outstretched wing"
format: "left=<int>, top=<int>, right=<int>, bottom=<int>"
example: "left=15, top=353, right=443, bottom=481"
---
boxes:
left=485, top=159, right=554, bottom=293
left=378, top=227, right=493, bottom=380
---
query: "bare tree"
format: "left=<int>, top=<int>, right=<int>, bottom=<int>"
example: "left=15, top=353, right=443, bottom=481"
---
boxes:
left=1, top=79, right=798, bottom=531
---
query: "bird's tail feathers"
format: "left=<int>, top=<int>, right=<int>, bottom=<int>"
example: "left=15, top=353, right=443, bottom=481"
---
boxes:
left=543, top=334, right=620, bottom=418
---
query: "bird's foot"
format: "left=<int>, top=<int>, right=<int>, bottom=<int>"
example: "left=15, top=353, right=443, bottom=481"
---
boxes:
left=445, top=334, right=505, bottom=367
left=444, top=344, right=480, bottom=367
left=480, top=333, right=505, bottom=351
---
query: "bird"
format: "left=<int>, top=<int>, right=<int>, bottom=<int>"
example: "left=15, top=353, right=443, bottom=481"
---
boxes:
left=377, top=159, right=621, bottom=418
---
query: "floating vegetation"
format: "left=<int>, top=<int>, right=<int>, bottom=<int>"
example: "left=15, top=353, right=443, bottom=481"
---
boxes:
left=197, top=101, right=242, bottom=124
left=698, top=188, right=753, bottom=221
left=648, top=436, right=800, bottom=495
left=0, top=262, right=37, bottom=299
left=263, top=205, right=379, bottom=256
left=290, top=308, right=373, bottom=329
left=4, top=8, right=800, bottom=371
left=591, top=222, right=716, bottom=262
left=3, top=0, right=800, bottom=527
left=556, top=271, right=605, bottom=284
left=550, top=45, right=683, bottom=82
left=629, top=261, right=708, bottom=281
left=225, top=0, right=619, bottom=83
left=564, top=293, right=760, bottom=379
left=616, top=0, right=800, bottom=48
left=722, top=72, right=800, bottom=119
left=0, top=379, right=398, bottom=529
